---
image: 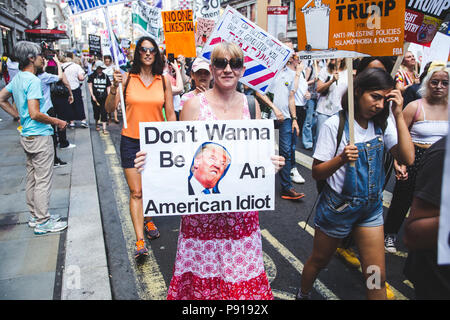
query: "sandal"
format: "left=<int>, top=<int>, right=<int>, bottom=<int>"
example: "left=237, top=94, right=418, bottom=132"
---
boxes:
left=96, top=124, right=101, bottom=131
left=102, top=129, right=109, bottom=135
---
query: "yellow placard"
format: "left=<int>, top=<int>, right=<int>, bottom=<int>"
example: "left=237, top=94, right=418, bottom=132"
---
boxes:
left=162, top=10, right=196, bottom=58
left=295, top=0, right=406, bottom=58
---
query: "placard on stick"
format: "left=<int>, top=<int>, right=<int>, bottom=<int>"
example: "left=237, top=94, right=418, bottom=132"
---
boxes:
left=200, top=6, right=294, bottom=95
left=295, top=0, right=406, bottom=60
left=162, top=10, right=196, bottom=58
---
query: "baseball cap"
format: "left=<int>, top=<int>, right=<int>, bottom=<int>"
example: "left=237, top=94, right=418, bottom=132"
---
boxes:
left=192, top=58, right=210, bottom=73
left=94, top=60, right=106, bottom=70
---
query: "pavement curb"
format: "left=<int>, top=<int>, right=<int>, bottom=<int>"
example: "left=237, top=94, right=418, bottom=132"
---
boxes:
left=60, top=89, right=112, bottom=299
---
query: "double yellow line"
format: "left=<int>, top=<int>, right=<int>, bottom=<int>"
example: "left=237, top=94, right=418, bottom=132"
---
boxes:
left=101, top=133, right=167, bottom=300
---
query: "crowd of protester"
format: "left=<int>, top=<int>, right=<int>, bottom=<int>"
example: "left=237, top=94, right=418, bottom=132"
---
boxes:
left=0, top=37, right=448, bottom=300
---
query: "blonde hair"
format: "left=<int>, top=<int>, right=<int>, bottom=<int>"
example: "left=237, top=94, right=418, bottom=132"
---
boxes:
left=418, top=64, right=450, bottom=100
left=210, top=42, right=244, bottom=61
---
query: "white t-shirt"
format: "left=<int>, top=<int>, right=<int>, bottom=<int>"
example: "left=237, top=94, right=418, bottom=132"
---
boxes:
left=294, top=72, right=309, bottom=106
left=268, top=67, right=295, bottom=119
left=103, top=64, right=114, bottom=82
left=62, top=62, right=85, bottom=90
left=313, top=115, right=398, bottom=194
left=7, top=58, right=19, bottom=80
left=316, top=68, right=348, bottom=116
left=173, top=94, right=181, bottom=112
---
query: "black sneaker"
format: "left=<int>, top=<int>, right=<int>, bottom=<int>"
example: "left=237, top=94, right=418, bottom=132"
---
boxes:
left=54, top=159, right=68, bottom=168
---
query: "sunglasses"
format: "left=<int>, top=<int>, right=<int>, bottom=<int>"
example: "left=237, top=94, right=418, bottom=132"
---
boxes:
left=212, top=58, right=243, bottom=70
left=430, top=79, right=449, bottom=87
left=139, top=46, right=157, bottom=54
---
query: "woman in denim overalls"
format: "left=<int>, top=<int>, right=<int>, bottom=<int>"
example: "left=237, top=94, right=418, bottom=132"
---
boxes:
left=298, top=68, right=415, bottom=300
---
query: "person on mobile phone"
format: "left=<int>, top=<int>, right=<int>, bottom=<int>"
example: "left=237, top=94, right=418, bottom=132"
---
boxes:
left=297, top=68, right=414, bottom=300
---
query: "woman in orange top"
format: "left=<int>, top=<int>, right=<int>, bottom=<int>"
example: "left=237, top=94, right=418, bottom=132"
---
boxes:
left=105, top=36, right=176, bottom=259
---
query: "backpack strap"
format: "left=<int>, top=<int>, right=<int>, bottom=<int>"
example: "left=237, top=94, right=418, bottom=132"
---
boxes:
left=246, top=94, right=256, bottom=119
left=62, top=62, right=73, bottom=72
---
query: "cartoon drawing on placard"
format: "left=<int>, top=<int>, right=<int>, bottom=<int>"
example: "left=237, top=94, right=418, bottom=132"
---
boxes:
left=196, top=18, right=215, bottom=47
left=301, top=0, right=331, bottom=50
left=417, top=15, right=441, bottom=44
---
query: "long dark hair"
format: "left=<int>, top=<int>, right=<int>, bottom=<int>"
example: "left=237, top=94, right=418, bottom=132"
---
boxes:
left=129, top=36, right=163, bottom=75
left=341, top=68, right=395, bottom=131
left=356, top=56, right=395, bottom=75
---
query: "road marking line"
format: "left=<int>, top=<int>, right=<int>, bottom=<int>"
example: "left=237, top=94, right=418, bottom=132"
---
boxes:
left=272, top=289, right=296, bottom=300
left=403, top=280, right=414, bottom=289
left=261, top=229, right=340, bottom=300
left=100, top=134, right=167, bottom=300
left=297, top=221, right=408, bottom=300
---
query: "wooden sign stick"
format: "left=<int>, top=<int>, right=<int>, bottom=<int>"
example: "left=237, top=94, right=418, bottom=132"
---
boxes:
left=345, top=57, right=355, bottom=167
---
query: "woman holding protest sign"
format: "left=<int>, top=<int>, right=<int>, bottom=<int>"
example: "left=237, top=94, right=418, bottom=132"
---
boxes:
left=297, top=68, right=414, bottom=300
left=105, top=36, right=176, bottom=259
left=135, top=42, right=285, bottom=300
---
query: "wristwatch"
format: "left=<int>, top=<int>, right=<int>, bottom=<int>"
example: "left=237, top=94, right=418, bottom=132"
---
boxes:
left=292, top=117, right=297, bottom=120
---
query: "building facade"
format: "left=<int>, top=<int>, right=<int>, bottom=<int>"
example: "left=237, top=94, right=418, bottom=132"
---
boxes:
left=0, top=0, right=47, bottom=56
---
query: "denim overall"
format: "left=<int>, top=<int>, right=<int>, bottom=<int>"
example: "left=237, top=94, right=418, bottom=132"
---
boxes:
left=314, top=119, right=385, bottom=238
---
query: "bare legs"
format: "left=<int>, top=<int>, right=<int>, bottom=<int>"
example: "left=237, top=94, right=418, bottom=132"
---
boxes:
left=301, top=226, right=387, bottom=300
left=124, top=167, right=151, bottom=241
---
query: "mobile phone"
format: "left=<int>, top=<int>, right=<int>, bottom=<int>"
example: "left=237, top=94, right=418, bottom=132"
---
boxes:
left=384, top=99, right=392, bottom=110
left=168, top=53, right=175, bottom=63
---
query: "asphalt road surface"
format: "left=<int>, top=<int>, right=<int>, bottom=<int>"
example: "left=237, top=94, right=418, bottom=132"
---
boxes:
left=87, top=97, right=415, bottom=301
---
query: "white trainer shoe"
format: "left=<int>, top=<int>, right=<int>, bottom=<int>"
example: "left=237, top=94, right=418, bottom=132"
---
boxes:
left=28, top=214, right=62, bottom=228
left=34, top=218, right=67, bottom=235
left=291, top=167, right=305, bottom=184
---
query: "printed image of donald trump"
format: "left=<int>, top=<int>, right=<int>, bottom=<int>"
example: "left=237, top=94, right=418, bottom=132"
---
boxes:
left=188, top=142, right=231, bottom=195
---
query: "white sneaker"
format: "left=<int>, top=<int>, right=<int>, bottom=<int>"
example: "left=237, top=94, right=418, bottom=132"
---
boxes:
left=384, top=234, right=397, bottom=253
left=34, top=218, right=67, bottom=235
left=291, top=168, right=305, bottom=184
left=60, top=143, right=76, bottom=149
left=28, top=214, right=62, bottom=228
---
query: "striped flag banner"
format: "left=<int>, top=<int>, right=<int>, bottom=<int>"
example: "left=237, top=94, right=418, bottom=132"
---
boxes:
left=200, top=6, right=293, bottom=94
left=110, top=31, right=128, bottom=67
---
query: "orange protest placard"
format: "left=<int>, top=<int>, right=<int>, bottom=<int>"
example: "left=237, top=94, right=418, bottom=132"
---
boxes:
left=295, top=0, right=406, bottom=59
left=162, top=10, right=196, bottom=58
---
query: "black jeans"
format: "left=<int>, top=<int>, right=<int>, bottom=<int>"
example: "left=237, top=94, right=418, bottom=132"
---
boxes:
left=384, top=145, right=427, bottom=235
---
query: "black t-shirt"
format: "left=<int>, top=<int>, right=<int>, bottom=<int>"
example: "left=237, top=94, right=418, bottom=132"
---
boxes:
left=88, top=72, right=111, bottom=99
left=404, top=137, right=450, bottom=299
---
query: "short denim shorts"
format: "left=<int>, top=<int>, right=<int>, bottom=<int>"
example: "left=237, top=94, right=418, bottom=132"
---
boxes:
left=120, top=135, right=140, bottom=169
left=314, top=184, right=384, bottom=239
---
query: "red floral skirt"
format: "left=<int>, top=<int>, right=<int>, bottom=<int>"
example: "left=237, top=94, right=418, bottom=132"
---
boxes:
left=167, top=211, right=273, bottom=300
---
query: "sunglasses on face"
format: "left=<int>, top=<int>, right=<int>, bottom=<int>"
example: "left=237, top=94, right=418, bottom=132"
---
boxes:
left=430, top=79, right=449, bottom=87
left=139, top=46, right=157, bottom=54
left=212, top=57, right=243, bottom=70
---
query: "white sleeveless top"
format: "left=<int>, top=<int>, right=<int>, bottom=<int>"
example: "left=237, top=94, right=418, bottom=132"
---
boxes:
left=409, top=99, right=448, bottom=145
